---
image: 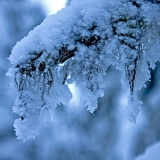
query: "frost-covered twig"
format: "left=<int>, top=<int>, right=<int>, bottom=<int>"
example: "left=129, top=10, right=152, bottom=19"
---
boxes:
left=8, top=0, right=160, bottom=140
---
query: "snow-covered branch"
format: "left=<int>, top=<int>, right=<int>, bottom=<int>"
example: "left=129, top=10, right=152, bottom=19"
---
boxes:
left=8, top=0, right=160, bottom=140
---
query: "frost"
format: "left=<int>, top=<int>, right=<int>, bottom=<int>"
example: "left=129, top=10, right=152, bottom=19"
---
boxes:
left=8, top=0, right=160, bottom=140
left=126, top=94, right=142, bottom=123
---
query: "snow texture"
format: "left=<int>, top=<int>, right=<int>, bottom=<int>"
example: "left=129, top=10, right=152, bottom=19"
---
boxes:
left=8, top=0, right=160, bottom=140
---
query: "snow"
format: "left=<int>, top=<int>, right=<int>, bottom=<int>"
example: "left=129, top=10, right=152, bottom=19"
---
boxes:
left=8, top=0, right=160, bottom=140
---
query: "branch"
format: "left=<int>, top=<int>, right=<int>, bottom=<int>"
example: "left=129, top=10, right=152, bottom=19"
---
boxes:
left=8, top=0, right=160, bottom=140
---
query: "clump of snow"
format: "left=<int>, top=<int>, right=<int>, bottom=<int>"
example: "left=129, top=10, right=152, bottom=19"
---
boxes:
left=8, top=0, right=160, bottom=140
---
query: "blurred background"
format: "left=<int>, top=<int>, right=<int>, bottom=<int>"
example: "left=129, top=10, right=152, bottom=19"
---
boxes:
left=0, top=0, right=160, bottom=159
